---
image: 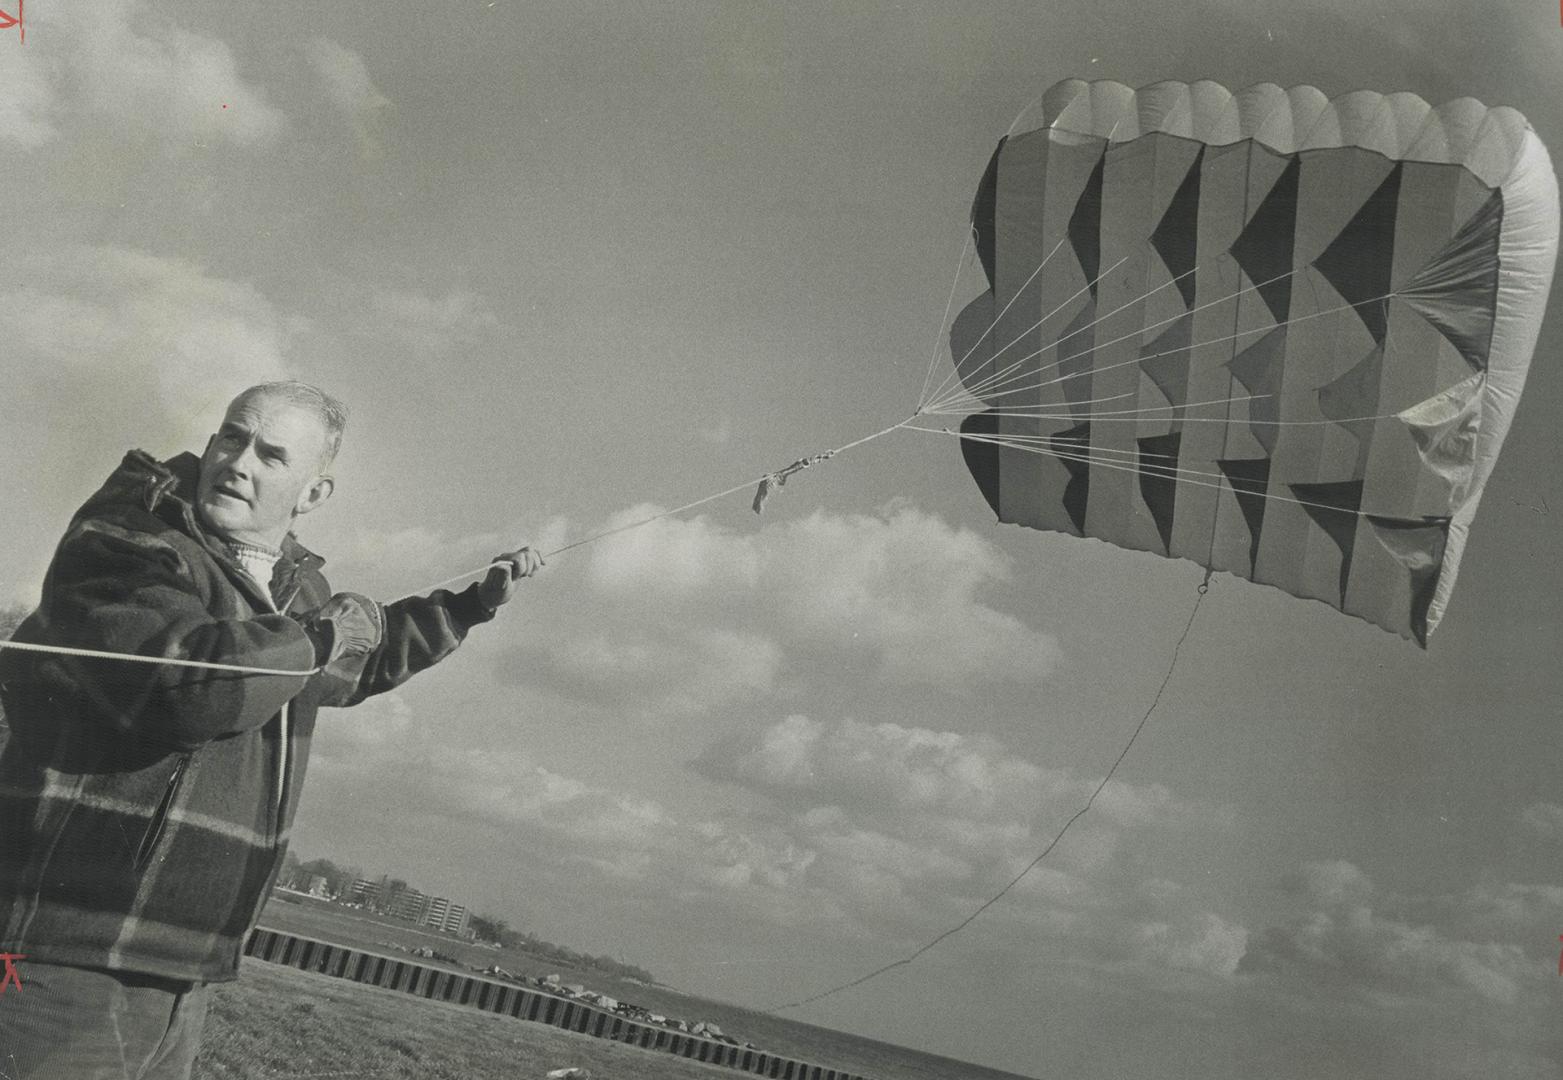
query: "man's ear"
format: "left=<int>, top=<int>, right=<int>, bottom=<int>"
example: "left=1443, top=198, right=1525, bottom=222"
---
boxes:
left=294, top=474, right=335, bottom=518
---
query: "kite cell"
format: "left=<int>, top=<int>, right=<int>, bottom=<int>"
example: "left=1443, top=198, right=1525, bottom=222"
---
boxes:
left=945, top=80, right=1559, bottom=644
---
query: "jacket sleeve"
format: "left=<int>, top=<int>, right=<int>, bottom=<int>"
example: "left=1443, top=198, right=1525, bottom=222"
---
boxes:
left=325, top=583, right=497, bottom=708
left=32, top=519, right=317, bottom=749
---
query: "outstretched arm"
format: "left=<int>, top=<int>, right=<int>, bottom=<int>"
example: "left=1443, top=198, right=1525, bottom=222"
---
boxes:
left=321, top=547, right=543, bottom=707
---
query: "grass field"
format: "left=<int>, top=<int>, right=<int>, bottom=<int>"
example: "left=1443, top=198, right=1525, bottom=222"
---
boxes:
left=194, top=958, right=745, bottom=1080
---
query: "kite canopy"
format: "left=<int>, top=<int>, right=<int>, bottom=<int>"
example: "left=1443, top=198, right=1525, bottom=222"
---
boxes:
left=946, top=79, right=1559, bottom=644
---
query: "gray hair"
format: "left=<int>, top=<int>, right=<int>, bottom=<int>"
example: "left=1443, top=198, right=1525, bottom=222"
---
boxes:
left=231, top=381, right=349, bottom=469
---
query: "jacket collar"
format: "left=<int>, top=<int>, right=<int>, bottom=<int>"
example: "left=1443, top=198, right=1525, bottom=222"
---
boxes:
left=88, top=449, right=326, bottom=610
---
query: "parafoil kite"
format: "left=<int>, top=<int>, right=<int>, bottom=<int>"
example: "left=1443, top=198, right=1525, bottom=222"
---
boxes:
left=935, top=80, right=1558, bottom=644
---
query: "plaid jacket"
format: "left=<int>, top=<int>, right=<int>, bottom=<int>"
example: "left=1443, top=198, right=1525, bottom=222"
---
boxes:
left=0, top=450, right=495, bottom=982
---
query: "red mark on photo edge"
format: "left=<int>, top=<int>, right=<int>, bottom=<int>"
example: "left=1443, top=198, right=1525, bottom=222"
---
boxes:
left=0, top=953, right=23, bottom=993
left=0, top=0, right=22, bottom=45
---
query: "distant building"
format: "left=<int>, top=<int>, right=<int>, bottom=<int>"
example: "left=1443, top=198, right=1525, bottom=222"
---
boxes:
left=347, top=877, right=469, bottom=935
left=305, top=874, right=330, bottom=898
left=388, top=889, right=427, bottom=922
left=421, top=895, right=470, bottom=935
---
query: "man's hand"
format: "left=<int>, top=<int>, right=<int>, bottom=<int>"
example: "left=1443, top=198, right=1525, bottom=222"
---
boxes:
left=478, top=547, right=544, bottom=611
left=296, top=592, right=384, bottom=672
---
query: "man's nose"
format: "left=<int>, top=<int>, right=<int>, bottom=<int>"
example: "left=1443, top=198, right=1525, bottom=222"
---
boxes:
left=228, top=443, right=260, bottom=477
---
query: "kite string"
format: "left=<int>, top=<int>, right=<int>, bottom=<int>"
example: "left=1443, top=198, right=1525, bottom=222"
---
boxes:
left=399, top=413, right=922, bottom=599
left=924, top=282, right=1395, bottom=415
left=924, top=265, right=1308, bottom=412
left=0, top=416, right=924, bottom=676
left=0, top=639, right=324, bottom=678
left=924, top=238, right=1069, bottom=408
left=767, top=577, right=1211, bottom=1013
left=936, top=256, right=1185, bottom=408
left=923, top=263, right=1290, bottom=412
left=922, top=244, right=1113, bottom=410
left=917, top=227, right=978, bottom=412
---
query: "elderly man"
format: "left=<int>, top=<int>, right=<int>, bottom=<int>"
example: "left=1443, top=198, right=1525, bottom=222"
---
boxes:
left=0, top=381, right=540, bottom=1079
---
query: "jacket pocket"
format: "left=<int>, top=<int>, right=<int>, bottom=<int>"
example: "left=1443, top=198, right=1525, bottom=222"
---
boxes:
left=134, top=754, right=191, bottom=870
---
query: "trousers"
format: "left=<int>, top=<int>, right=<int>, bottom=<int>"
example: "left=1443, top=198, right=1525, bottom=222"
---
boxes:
left=0, top=961, right=211, bottom=1080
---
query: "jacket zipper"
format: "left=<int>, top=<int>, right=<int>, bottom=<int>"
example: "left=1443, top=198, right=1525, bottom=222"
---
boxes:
left=134, top=754, right=191, bottom=869
left=268, top=580, right=306, bottom=837
left=238, top=580, right=306, bottom=946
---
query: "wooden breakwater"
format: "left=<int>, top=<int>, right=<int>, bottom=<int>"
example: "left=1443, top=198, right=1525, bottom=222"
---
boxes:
left=244, top=927, right=867, bottom=1080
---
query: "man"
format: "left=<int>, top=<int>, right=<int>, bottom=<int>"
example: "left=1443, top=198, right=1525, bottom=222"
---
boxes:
left=0, top=381, right=541, bottom=1079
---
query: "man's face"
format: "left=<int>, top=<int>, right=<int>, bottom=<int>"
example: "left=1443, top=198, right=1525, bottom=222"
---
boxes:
left=195, top=393, right=333, bottom=548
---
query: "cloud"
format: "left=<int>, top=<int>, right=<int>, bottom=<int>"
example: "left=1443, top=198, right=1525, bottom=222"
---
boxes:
left=1519, top=801, right=1563, bottom=840
left=313, top=691, right=414, bottom=754
left=31, top=0, right=285, bottom=148
left=359, top=287, right=502, bottom=356
left=1281, top=859, right=1374, bottom=908
left=693, top=712, right=1234, bottom=953
left=307, top=734, right=817, bottom=918
left=0, top=39, right=58, bottom=147
left=1427, top=879, right=1563, bottom=945
left=0, top=244, right=294, bottom=602
left=324, top=524, right=508, bottom=593
left=1135, top=911, right=1248, bottom=977
left=522, top=626, right=782, bottom=718
left=439, top=747, right=671, bottom=850
left=513, top=503, right=1059, bottom=715
left=1238, top=861, right=1535, bottom=1007
left=697, top=713, right=1059, bottom=824
left=304, top=37, right=390, bottom=155
left=0, top=244, right=292, bottom=455
left=297, top=686, right=1244, bottom=987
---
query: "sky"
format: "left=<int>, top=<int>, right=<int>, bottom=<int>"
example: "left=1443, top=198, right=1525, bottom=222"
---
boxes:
left=2, top=2, right=1561, bottom=1077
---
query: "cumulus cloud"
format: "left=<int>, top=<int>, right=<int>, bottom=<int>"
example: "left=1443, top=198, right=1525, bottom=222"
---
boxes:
left=524, top=627, right=782, bottom=718
left=304, top=37, right=390, bottom=154
left=28, top=1, right=285, bottom=148
left=697, top=713, right=1060, bottom=823
left=0, top=245, right=291, bottom=448
left=510, top=503, right=1059, bottom=715
left=298, top=687, right=1244, bottom=984
left=439, top=747, right=670, bottom=850
left=1239, top=861, right=1535, bottom=1007
left=1135, top=911, right=1248, bottom=977
left=0, top=244, right=294, bottom=601
left=1519, top=801, right=1563, bottom=840
left=307, top=733, right=824, bottom=920
left=692, top=712, right=1234, bottom=953
left=1281, top=859, right=1374, bottom=908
